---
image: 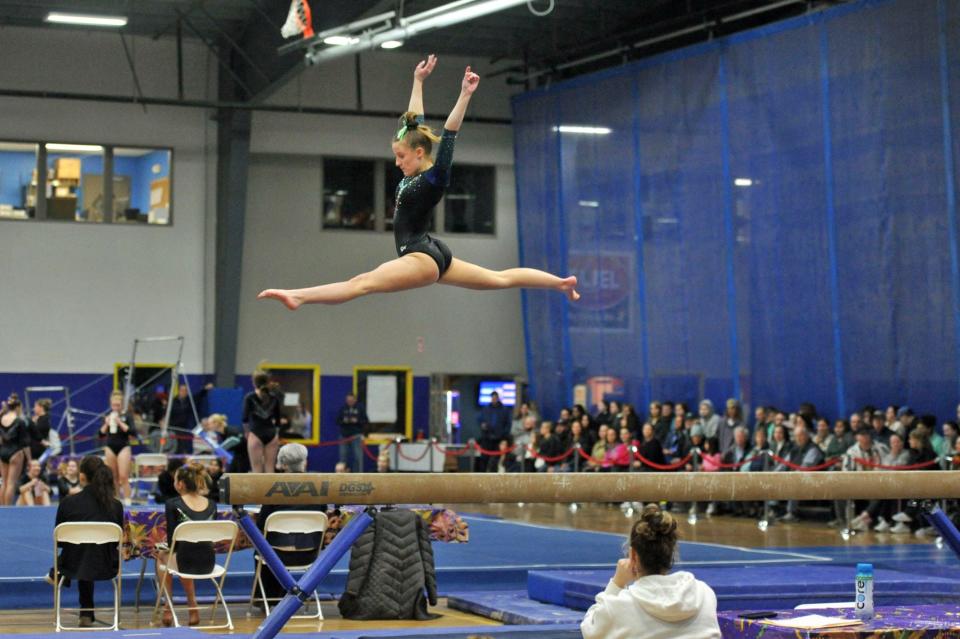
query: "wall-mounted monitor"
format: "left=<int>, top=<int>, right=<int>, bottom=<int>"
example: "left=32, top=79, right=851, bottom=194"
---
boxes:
left=478, top=380, right=516, bottom=407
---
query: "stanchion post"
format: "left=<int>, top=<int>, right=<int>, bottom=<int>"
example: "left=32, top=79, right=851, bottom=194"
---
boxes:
left=573, top=443, right=581, bottom=472
left=760, top=449, right=774, bottom=527
left=468, top=438, right=477, bottom=473
left=251, top=510, right=375, bottom=639
left=429, top=437, right=436, bottom=473
left=688, top=447, right=700, bottom=523
left=355, top=435, right=364, bottom=473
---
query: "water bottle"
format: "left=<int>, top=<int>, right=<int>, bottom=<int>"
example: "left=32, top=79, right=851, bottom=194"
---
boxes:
left=855, top=563, right=873, bottom=620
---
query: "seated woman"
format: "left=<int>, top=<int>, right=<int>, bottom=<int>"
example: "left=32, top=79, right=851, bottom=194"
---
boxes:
left=570, top=418, right=596, bottom=470
left=57, top=458, right=83, bottom=499
left=153, top=458, right=186, bottom=505
left=255, top=443, right=327, bottom=605
left=159, top=462, right=216, bottom=627
left=600, top=427, right=627, bottom=471
left=580, top=504, right=721, bottom=639
left=53, top=456, right=124, bottom=627
left=17, top=458, right=52, bottom=505
left=585, top=424, right=609, bottom=471
left=635, top=423, right=667, bottom=472
left=489, top=437, right=521, bottom=473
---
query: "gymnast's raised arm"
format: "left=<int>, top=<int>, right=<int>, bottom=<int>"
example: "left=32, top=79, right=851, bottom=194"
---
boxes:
left=444, top=66, right=479, bottom=132
left=408, top=54, right=436, bottom=116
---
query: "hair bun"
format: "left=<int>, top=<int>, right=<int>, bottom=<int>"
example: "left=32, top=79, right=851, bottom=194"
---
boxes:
left=636, top=503, right=677, bottom=540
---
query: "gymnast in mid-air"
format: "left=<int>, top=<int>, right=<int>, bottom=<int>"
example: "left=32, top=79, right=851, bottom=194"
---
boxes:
left=258, top=55, right=579, bottom=309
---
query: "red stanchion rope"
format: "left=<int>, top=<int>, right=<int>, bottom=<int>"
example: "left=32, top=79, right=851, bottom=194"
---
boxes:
left=632, top=451, right=694, bottom=471
left=473, top=443, right=518, bottom=457
left=361, top=442, right=381, bottom=461
left=314, top=434, right=363, bottom=447
left=433, top=441, right=475, bottom=456
left=851, top=456, right=941, bottom=470
left=577, top=447, right=605, bottom=465
left=389, top=441, right=434, bottom=462
left=711, top=454, right=765, bottom=470
left=526, top=446, right=575, bottom=463
left=768, top=453, right=841, bottom=472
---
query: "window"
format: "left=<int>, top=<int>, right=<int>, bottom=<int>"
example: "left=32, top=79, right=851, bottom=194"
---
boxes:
left=444, top=164, right=495, bottom=234
left=384, top=164, right=402, bottom=231
left=322, top=158, right=375, bottom=230
left=46, top=144, right=104, bottom=222
left=0, top=142, right=38, bottom=220
left=325, top=158, right=496, bottom=235
left=113, top=148, right=172, bottom=224
left=0, top=140, right=173, bottom=225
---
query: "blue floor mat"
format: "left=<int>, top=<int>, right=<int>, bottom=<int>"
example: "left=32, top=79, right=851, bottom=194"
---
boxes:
left=0, top=507, right=818, bottom=608
left=225, top=625, right=583, bottom=639
left=12, top=629, right=204, bottom=639
left=527, top=564, right=960, bottom=612
left=447, top=590, right=584, bottom=625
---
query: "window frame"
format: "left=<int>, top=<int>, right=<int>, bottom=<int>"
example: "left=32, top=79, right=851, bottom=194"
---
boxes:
left=441, top=162, right=497, bottom=237
left=327, top=158, right=499, bottom=238
left=0, top=138, right=174, bottom=226
left=319, top=155, right=379, bottom=232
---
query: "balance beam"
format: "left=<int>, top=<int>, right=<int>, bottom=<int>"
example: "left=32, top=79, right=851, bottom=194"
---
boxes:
left=220, top=471, right=960, bottom=505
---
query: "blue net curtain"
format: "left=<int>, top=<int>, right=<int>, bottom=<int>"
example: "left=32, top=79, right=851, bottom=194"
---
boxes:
left=514, top=0, right=960, bottom=421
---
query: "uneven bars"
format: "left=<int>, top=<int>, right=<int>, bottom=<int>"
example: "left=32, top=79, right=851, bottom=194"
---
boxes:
left=221, top=471, right=960, bottom=506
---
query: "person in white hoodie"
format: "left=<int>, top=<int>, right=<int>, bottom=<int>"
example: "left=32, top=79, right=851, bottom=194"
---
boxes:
left=580, top=504, right=721, bottom=639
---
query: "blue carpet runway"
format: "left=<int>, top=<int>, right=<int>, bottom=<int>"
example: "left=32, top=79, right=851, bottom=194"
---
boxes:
left=1, top=506, right=954, bottom=622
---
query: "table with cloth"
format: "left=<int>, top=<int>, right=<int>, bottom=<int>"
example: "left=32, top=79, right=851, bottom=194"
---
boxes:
left=719, top=605, right=960, bottom=638
left=123, top=505, right=469, bottom=607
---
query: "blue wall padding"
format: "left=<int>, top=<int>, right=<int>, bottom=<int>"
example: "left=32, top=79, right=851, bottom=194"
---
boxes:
left=514, top=0, right=960, bottom=421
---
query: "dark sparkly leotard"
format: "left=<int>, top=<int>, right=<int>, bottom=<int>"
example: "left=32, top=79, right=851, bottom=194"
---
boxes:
left=0, top=416, right=29, bottom=463
left=394, top=123, right=457, bottom=276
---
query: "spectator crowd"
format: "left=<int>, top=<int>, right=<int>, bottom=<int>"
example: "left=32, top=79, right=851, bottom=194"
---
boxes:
left=477, top=396, right=960, bottom=536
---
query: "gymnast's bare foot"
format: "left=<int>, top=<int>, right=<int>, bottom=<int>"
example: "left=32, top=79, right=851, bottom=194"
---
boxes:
left=560, top=276, right=580, bottom=302
left=258, top=289, right=302, bottom=310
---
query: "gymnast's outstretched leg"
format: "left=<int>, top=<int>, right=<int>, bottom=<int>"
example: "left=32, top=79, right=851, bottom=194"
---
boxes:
left=258, top=253, right=439, bottom=309
left=439, top=258, right=580, bottom=301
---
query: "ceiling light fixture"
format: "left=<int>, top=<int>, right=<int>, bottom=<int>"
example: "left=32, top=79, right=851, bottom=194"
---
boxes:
left=380, top=40, right=404, bottom=49
left=306, top=0, right=529, bottom=65
left=323, top=35, right=359, bottom=45
left=46, top=12, right=127, bottom=27
left=46, top=143, right=104, bottom=153
left=553, top=125, right=612, bottom=135
left=734, top=178, right=753, bottom=187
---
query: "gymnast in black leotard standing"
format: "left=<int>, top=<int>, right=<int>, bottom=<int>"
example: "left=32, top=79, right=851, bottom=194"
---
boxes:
left=0, top=393, right=31, bottom=506
left=258, top=55, right=580, bottom=310
left=99, top=390, right=135, bottom=504
left=244, top=371, right=282, bottom=473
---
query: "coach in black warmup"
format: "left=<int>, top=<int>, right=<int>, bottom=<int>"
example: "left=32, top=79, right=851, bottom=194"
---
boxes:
left=54, top=456, right=124, bottom=627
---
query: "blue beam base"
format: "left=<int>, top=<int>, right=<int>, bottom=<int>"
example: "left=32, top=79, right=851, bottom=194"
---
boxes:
left=250, top=509, right=374, bottom=639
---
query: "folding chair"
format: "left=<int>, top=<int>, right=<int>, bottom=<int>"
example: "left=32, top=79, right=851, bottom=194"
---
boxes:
left=152, top=520, right=238, bottom=630
left=53, top=522, right=123, bottom=632
left=132, top=453, right=167, bottom=501
left=249, top=511, right=328, bottom=619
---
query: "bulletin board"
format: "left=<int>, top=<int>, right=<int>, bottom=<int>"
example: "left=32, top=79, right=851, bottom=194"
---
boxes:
left=353, top=366, right=412, bottom=441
